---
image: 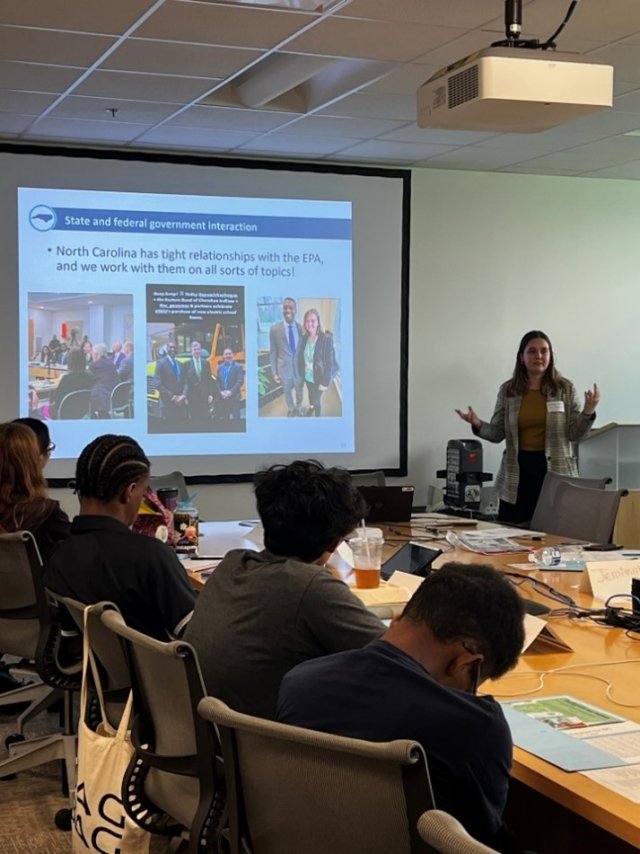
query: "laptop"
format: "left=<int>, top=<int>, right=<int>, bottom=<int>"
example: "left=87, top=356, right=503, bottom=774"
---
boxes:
left=381, top=542, right=442, bottom=581
left=358, top=485, right=415, bottom=523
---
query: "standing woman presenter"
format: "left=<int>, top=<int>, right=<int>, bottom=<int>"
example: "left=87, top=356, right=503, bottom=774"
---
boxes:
left=456, top=330, right=600, bottom=523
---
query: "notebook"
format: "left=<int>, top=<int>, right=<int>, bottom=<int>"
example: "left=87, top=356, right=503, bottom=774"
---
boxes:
left=358, top=485, right=415, bottom=523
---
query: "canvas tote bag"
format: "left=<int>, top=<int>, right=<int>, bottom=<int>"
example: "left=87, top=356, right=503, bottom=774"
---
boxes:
left=72, top=612, right=150, bottom=854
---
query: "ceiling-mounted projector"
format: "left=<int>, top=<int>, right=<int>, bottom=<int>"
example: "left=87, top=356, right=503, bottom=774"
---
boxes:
left=417, top=47, right=613, bottom=133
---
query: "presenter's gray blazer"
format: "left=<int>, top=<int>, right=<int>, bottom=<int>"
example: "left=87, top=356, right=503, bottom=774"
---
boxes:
left=475, top=379, right=595, bottom=504
left=269, top=320, right=303, bottom=381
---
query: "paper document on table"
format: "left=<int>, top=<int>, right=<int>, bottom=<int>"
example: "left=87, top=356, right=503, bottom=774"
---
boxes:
left=502, top=696, right=627, bottom=772
left=455, top=531, right=533, bottom=554
left=579, top=559, right=640, bottom=602
left=351, top=583, right=411, bottom=607
left=582, top=764, right=640, bottom=803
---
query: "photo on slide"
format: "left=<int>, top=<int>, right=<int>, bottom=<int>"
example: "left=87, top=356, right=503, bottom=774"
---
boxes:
left=257, top=296, right=342, bottom=418
left=146, top=283, right=246, bottom=434
left=28, top=292, right=133, bottom=421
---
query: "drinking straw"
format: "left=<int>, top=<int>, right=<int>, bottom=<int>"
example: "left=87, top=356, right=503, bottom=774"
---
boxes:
left=360, top=518, right=372, bottom=566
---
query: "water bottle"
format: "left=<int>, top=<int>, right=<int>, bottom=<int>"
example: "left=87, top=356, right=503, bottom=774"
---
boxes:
left=528, top=546, right=562, bottom=568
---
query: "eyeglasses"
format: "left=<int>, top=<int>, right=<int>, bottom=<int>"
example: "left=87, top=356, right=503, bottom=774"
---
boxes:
left=47, top=442, right=56, bottom=454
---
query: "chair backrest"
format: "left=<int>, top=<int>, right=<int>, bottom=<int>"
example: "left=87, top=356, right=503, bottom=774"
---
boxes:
left=0, top=531, right=80, bottom=690
left=149, top=470, right=190, bottom=503
left=351, top=470, right=386, bottom=488
left=417, top=810, right=499, bottom=854
left=100, top=609, right=220, bottom=845
left=543, top=481, right=627, bottom=543
left=51, top=595, right=130, bottom=729
left=198, top=696, right=435, bottom=854
left=531, top=471, right=612, bottom=532
left=109, top=380, right=132, bottom=416
left=58, top=388, right=91, bottom=419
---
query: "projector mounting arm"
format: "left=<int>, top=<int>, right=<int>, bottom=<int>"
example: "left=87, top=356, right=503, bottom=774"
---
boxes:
left=491, top=0, right=581, bottom=52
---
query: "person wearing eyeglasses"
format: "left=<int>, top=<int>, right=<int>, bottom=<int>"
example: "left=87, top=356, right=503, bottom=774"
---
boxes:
left=456, top=330, right=599, bottom=524
left=277, top=563, right=525, bottom=853
left=0, top=422, right=70, bottom=562
left=12, top=416, right=56, bottom=470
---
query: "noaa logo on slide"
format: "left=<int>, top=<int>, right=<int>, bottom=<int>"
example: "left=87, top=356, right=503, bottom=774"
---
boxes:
left=29, top=205, right=57, bottom=231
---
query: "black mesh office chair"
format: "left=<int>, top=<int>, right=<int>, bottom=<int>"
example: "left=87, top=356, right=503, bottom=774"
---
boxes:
left=100, top=609, right=224, bottom=852
left=0, top=532, right=81, bottom=827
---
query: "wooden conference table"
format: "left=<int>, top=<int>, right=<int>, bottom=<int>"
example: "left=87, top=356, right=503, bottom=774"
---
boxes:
left=189, top=519, right=640, bottom=853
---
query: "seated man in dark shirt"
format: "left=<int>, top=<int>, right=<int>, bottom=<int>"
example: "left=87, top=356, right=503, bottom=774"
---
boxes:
left=45, top=434, right=196, bottom=640
left=277, top=563, right=525, bottom=852
left=184, top=460, right=384, bottom=720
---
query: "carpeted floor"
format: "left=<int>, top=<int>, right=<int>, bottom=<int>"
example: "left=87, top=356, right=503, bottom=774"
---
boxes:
left=0, top=706, right=173, bottom=853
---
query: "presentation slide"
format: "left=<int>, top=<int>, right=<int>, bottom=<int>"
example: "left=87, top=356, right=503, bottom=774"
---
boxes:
left=20, top=187, right=354, bottom=461
left=0, top=147, right=408, bottom=480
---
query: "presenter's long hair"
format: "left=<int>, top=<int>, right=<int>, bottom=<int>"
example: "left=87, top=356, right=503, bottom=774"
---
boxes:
left=506, top=330, right=566, bottom=396
left=0, top=422, right=48, bottom=532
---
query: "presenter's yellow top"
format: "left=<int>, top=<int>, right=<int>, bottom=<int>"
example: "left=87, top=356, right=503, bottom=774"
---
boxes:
left=518, top=389, right=546, bottom=451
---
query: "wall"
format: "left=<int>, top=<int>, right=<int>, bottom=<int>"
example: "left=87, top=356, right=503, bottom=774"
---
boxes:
left=53, top=166, right=640, bottom=518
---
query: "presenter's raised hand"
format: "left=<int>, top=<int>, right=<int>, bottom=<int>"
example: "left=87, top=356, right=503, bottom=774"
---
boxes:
left=455, top=406, right=481, bottom=429
left=583, top=383, right=600, bottom=416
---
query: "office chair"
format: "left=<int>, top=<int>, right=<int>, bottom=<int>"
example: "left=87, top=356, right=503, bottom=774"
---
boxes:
left=530, top=471, right=612, bottom=533
left=57, top=388, right=91, bottom=420
left=350, top=470, right=386, bottom=488
left=198, top=696, right=435, bottom=854
left=50, top=595, right=130, bottom=730
left=544, top=480, right=627, bottom=543
left=0, top=532, right=81, bottom=824
left=149, top=470, right=190, bottom=503
left=417, top=810, right=499, bottom=854
left=100, top=609, right=224, bottom=852
left=109, top=380, right=133, bottom=418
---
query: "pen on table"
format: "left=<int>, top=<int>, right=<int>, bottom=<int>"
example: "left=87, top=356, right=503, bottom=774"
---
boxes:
left=190, top=555, right=224, bottom=560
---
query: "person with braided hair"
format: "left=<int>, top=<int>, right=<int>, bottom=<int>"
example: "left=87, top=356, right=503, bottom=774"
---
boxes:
left=44, top=434, right=195, bottom=640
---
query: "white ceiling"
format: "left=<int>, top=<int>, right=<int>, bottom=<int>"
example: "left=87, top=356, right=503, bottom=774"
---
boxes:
left=2, top=0, right=640, bottom=179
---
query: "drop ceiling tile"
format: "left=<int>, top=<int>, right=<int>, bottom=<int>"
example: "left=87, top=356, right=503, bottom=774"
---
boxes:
left=0, top=90, right=57, bottom=114
left=412, top=30, right=501, bottom=67
left=336, top=138, right=456, bottom=162
left=0, top=26, right=116, bottom=66
left=0, top=62, right=84, bottom=93
left=586, top=44, right=640, bottom=84
left=48, top=95, right=183, bottom=124
left=137, top=125, right=259, bottom=149
left=0, top=0, right=157, bottom=35
left=168, top=105, right=298, bottom=131
left=529, top=109, right=640, bottom=146
left=579, top=161, right=640, bottom=179
left=614, top=89, right=640, bottom=114
left=423, top=146, right=535, bottom=169
left=317, top=92, right=416, bottom=121
left=498, top=165, right=581, bottom=176
left=237, top=133, right=361, bottom=155
left=382, top=124, right=497, bottom=145
left=276, top=114, right=405, bottom=138
left=103, top=39, right=260, bottom=78
left=515, top=137, right=640, bottom=171
left=74, top=70, right=218, bottom=103
left=365, top=63, right=439, bottom=96
left=136, top=2, right=314, bottom=49
left=0, top=114, right=39, bottom=134
left=508, top=0, right=640, bottom=43
left=25, top=116, right=152, bottom=142
left=286, top=18, right=462, bottom=63
left=341, top=0, right=501, bottom=28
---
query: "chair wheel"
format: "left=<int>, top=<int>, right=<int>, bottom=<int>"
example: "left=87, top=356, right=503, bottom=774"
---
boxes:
left=54, top=808, right=72, bottom=831
left=4, top=732, right=25, bottom=750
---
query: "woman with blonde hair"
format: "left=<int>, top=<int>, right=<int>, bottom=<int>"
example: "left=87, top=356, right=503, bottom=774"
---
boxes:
left=0, top=422, right=70, bottom=562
